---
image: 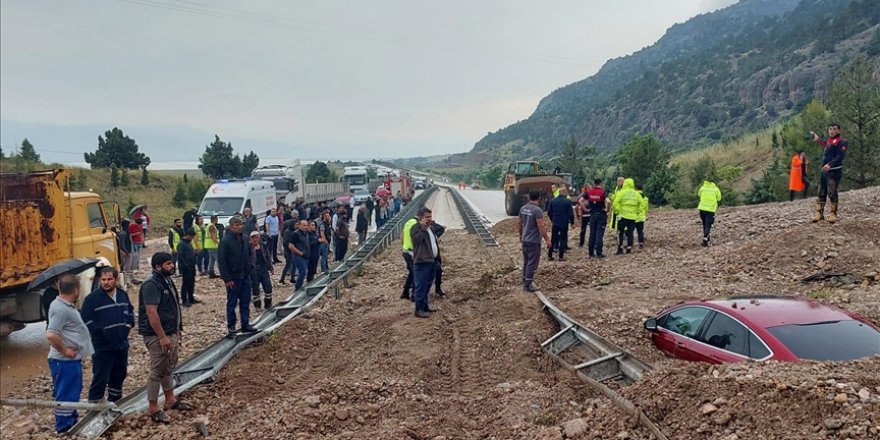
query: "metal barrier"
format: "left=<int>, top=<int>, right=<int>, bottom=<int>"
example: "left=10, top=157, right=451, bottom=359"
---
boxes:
left=446, top=187, right=498, bottom=247
left=68, top=187, right=438, bottom=438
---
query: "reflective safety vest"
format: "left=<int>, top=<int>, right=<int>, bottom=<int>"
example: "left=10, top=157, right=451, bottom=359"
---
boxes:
left=193, top=224, right=205, bottom=251
left=401, top=218, right=418, bottom=252
left=204, top=224, right=220, bottom=250
left=169, top=228, right=181, bottom=252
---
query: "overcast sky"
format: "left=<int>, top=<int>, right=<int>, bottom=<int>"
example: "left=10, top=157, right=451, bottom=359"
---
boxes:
left=1, top=0, right=737, bottom=161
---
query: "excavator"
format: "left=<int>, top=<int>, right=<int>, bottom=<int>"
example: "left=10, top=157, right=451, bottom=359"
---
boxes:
left=503, top=161, right=572, bottom=216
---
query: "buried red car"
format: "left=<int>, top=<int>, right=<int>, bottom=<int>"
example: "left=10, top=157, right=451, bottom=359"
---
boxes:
left=643, top=296, right=880, bottom=363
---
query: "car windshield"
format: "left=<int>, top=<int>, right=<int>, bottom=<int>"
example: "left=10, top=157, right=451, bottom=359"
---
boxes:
left=200, top=197, right=243, bottom=217
left=767, top=320, right=880, bottom=361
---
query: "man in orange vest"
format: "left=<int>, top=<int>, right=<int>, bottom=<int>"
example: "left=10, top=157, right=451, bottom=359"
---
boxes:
left=789, top=150, right=809, bottom=202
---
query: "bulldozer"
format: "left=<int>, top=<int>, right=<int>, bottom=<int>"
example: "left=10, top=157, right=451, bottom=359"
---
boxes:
left=503, top=161, right=572, bottom=216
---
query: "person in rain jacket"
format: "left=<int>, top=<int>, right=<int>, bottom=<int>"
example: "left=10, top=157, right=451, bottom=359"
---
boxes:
left=634, top=183, right=649, bottom=249
left=697, top=180, right=722, bottom=247
left=788, top=150, right=809, bottom=201
left=611, top=178, right=640, bottom=255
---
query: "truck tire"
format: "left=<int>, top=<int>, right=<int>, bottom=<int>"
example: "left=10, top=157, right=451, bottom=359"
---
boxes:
left=505, top=192, right=523, bottom=216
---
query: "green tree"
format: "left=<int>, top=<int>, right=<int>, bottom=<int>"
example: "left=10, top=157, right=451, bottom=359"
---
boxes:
left=644, top=163, right=681, bottom=205
left=367, top=168, right=378, bottom=180
left=479, top=165, right=504, bottom=189
left=780, top=99, right=830, bottom=181
left=199, top=135, right=244, bottom=179
left=305, top=161, right=337, bottom=183
left=71, top=170, right=88, bottom=191
left=827, top=55, right=880, bottom=188
left=18, top=138, right=41, bottom=163
left=240, top=151, right=260, bottom=177
left=120, top=167, right=130, bottom=186
left=554, top=137, right=596, bottom=186
left=109, top=166, right=120, bottom=188
left=188, top=179, right=209, bottom=202
left=84, top=127, right=150, bottom=169
left=171, top=180, right=187, bottom=208
left=140, top=167, right=150, bottom=186
left=617, top=134, right=671, bottom=186
left=690, top=155, right=719, bottom=188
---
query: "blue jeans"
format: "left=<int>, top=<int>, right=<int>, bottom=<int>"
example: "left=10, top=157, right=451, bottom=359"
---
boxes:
left=48, top=358, right=82, bottom=433
left=319, top=243, right=329, bottom=273
left=225, top=278, right=252, bottom=330
left=412, top=261, right=436, bottom=313
left=131, top=243, right=142, bottom=271
left=293, top=254, right=308, bottom=290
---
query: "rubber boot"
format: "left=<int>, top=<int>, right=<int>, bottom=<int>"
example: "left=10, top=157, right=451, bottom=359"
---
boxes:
left=827, top=203, right=838, bottom=224
left=812, top=202, right=825, bottom=223
left=264, top=298, right=272, bottom=309
left=253, top=299, right=262, bottom=310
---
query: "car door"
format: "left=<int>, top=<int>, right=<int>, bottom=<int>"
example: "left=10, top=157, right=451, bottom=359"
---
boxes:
left=694, top=311, right=755, bottom=363
left=655, top=306, right=713, bottom=362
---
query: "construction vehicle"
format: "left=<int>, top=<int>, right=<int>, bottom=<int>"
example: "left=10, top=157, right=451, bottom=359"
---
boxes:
left=0, top=169, right=123, bottom=336
left=383, top=173, right=414, bottom=202
left=503, top=161, right=572, bottom=216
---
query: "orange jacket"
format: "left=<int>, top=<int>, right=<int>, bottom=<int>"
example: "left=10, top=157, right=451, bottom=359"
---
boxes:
left=789, top=154, right=807, bottom=191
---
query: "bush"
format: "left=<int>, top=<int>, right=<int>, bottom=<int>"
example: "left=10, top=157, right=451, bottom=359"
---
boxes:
left=171, top=180, right=188, bottom=208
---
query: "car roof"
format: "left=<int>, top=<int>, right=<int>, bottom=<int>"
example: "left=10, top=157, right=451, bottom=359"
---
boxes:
left=678, top=297, right=861, bottom=329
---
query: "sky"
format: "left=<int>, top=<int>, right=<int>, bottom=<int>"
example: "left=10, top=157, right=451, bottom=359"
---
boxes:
left=0, top=0, right=737, bottom=164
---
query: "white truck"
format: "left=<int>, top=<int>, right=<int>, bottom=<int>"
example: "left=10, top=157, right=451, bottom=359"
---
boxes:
left=252, top=160, right=348, bottom=205
left=198, top=179, right=276, bottom=226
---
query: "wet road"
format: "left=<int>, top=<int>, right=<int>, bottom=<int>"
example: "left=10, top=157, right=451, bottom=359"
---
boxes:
left=456, top=188, right=508, bottom=225
left=0, top=323, right=49, bottom=396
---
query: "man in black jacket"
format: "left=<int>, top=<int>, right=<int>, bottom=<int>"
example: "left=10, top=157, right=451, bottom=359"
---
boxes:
left=218, top=216, right=257, bottom=337
left=177, top=229, right=198, bottom=307
left=410, top=207, right=439, bottom=318
left=430, top=221, right=446, bottom=296
left=547, top=187, right=574, bottom=261
left=811, top=124, right=848, bottom=223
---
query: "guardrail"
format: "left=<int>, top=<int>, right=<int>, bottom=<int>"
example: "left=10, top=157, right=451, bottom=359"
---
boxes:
left=445, top=187, right=498, bottom=247
left=68, top=187, right=439, bottom=438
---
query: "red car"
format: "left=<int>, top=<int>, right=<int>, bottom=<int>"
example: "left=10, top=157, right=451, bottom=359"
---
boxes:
left=643, top=296, right=880, bottom=363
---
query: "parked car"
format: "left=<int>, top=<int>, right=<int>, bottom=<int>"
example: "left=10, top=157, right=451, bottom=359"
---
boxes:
left=643, top=296, right=880, bottom=363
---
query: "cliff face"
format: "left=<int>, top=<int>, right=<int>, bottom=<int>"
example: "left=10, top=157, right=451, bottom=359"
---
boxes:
left=473, top=0, right=880, bottom=157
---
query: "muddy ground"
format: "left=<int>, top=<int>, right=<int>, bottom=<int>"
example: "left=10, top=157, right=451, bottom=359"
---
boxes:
left=2, top=187, right=878, bottom=439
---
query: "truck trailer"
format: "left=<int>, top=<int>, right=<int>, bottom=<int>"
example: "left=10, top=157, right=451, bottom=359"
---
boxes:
left=252, top=160, right=348, bottom=205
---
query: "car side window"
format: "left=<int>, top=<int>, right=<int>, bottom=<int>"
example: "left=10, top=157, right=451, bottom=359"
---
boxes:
left=700, top=312, right=749, bottom=357
left=660, top=307, right=710, bottom=338
left=749, top=333, right=770, bottom=359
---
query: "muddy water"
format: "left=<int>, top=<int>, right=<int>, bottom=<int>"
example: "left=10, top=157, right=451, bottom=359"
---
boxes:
left=0, top=323, right=49, bottom=396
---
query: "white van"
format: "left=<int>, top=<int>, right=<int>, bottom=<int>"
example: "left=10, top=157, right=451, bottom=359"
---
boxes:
left=199, top=179, right=276, bottom=226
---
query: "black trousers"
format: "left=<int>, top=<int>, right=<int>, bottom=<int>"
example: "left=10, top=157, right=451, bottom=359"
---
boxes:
left=307, top=245, right=319, bottom=281
left=269, top=235, right=280, bottom=261
left=578, top=216, right=590, bottom=246
left=699, top=210, right=715, bottom=240
left=88, top=348, right=128, bottom=403
left=335, top=238, right=348, bottom=261
left=588, top=212, right=606, bottom=257
left=402, top=252, right=414, bottom=293
left=617, top=218, right=636, bottom=251
left=635, top=221, right=645, bottom=244
left=250, top=266, right=272, bottom=301
left=180, top=267, right=196, bottom=304
left=549, top=225, right=569, bottom=259
left=434, top=255, right=443, bottom=291
left=818, top=170, right=841, bottom=204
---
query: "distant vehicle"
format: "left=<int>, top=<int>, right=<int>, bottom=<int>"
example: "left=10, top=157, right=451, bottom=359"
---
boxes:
left=470, top=182, right=482, bottom=190
left=344, top=165, right=382, bottom=194
left=352, top=188, right=371, bottom=204
left=503, top=161, right=572, bottom=216
left=199, top=179, right=276, bottom=226
left=252, top=160, right=348, bottom=205
left=384, top=173, right=413, bottom=202
left=414, top=178, right=426, bottom=189
left=0, top=169, right=123, bottom=335
left=643, top=296, right=880, bottom=363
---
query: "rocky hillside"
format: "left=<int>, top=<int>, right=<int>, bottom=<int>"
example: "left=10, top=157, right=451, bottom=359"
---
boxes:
left=473, top=0, right=880, bottom=158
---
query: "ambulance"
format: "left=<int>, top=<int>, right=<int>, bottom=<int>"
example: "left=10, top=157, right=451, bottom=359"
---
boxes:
left=198, top=179, right=276, bottom=226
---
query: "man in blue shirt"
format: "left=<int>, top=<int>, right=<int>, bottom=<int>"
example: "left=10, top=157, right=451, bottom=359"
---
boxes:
left=264, top=208, right=281, bottom=263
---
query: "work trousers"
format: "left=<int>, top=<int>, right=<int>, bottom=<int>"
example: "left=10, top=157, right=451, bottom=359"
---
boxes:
left=293, top=254, right=308, bottom=290
left=434, top=256, right=443, bottom=292
left=588, top=212, right=607, bottom=257
left=180, top=267, right=196, bottom=305
left=131, top=243, right=142, bottom=271
left=88, top=348, right=128, bottom=403
left=817, top=170, right=841, bottom=204
left=412, top=261, right=436, bottom=313
left=402, top=252, right=414, bottom=294
left=48, top=358, right=82, bottom=433
left=251, top=266, right=273, bottom=302
left=617, top=218, right=636, bottom=252
left=521, top=241, right=541, bottom=288
left=335, top=238, right=348, bottom=262
left=207, top=249, right=218, bottom=275
left=144, top=334, right=179, bottom=402
left=549, top=224, right=569, bottom=259
left=225, top=278, right=252, bottom=330
left=200, top=251, right=209, bottom=274
left=307, top=246, right=319, bottom=281
left=635, top=221, right=645, bottom=245
left=699, top=210, right=715, bottom=241
left=358, top=230, right=367, bottom=245
left=280, top=247, right=294, bottom=282
left=319, top=243, right=330, bottom=273
left=578, top=216, right=590, bottom=246
left=269, top=235, right=280, bottom=261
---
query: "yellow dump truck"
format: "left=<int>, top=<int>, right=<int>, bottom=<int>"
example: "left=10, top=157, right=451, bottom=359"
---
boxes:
left=0, top=169, right=122, bottom=336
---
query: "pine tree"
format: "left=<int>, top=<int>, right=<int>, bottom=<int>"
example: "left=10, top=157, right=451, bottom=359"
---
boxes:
left=19, top=138, right=41, bottom=163
left=110, top=166, right=121, bottom=188
left=140, top=167, right=150, bottom=186
left=172, top=180, right=187, bottom=208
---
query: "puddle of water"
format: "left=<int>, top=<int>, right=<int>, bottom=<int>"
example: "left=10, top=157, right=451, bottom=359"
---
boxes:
left=1, top=323, right=49, bottom=396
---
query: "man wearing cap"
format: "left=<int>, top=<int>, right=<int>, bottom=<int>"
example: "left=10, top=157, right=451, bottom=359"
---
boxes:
left=288, top=220, right=311, bottom=291
left=177, top=228, right=198, bottom=307
left=218, top=216, right=257, bottom=337
left=249, top=230, right=274, bottom=309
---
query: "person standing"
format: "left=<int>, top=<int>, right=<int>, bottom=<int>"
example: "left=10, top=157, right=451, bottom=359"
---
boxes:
left=306, top=221, right=320, bottom=282
left=612, top=178, right=640, bottom=255
left=400, top=215, right=419, bottom=300
left=318, top=212, right=332, bottom=274
left=430, top=220, right=446, bottom=296
left=182, top=207, right=197, bottom=231
left=518, top=190, right=551, bottom=292
left=355, top=205, right=368, bottom=245
left=279, top=218, right=297, bottom=284
left=117, top=219, right=133, bottom=275
left=789, top=150, right=809, bottom=201
left=586, top=179, right=608, bottom=258
left=133, top=206, right=151, bottom=248
left=139, top=252, right=193, bottom=423
left=128, top=218, right=144, bottom=272
left=811, top=124, right=847, bottom=223
left=45, top=274, right=94, bottom=433
left=218, top=216, right=257, bottom=337
left=376, top=198, right=389, bottom=229
left=80, top=267, right=133, bottom=404
left=265, top=208, right=281, bottom=263
left=576, top=186, right=591, bottom=248
left=249, top=231, right=274, bottom=310
left=410, top=208, right=439, bottom=318
left=242, top=207, right=258, bottom=236
left=634, top=183, right=648, bottom=249
left=335, top=213, right=350, bottom=262
left=288, top=220, right=311, bottom=291
left=193, top=215, right=207, bottom=275
left=697, top=179, right=722, bottom=247
left=607, top=176, right=625, bottom=233
left=177, top=229, right=198, bottom=307
left=167, top=218, right=183, bottom=266
left=365, top=195, right=375, bottom=228
left=547, top=187, right=573, bottom=261
left=204, top=215, right=220, bottom=278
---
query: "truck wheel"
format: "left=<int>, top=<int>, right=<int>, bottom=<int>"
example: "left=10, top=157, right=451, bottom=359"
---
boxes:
left=505, top=192, right=522, bottom=216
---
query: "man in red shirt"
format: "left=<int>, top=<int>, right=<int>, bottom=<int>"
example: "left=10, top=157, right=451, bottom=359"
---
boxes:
left=128, top=218, right=144, bottom=272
